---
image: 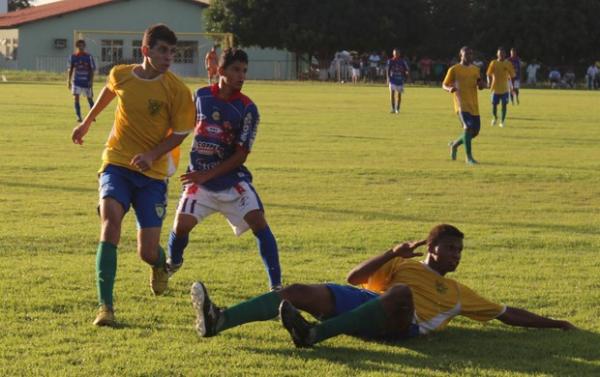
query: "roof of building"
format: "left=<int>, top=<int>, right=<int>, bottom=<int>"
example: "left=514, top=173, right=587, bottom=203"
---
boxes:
left=0, top=0, right=209, bottom=29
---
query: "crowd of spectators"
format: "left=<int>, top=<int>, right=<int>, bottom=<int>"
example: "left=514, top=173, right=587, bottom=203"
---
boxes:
left=312, top=50, right=600, bottom=90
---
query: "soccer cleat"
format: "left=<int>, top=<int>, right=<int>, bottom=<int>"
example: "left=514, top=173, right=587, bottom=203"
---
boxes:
left=448, top=141, right=457, bottom=161
left=390, top=108, right=396, bottom=114
left=93, top=305, right=116, bottom=327
left=279, top=300, right=315, bottom=348
left=166, top=258, right=183, bottom=278
left=490, top=118, right=497, bottom=126
left=150, top=265, right=169, bottom=295
left=499, top=122, right=505, bottom=128
left=190, top=281, right=222, bottom=337
left=466, top=158, right=478, bottom=165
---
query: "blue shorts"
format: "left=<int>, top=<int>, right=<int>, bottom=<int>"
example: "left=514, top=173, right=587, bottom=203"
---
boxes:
left=98, top=164, right=168, bottom=228
left=458, top=112, right=481, bottom=134
left=491, top=92, right=509, bottom=105
left=325, top=284, right=420, bottom=340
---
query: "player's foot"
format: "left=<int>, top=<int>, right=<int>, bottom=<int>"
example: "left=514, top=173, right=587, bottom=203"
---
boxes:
left=490, top=118, right=497, bottom=126
left=93, top=305, right=116, bottom=327
left=390, top=107, right=396, bottom=114
left=150, top=265, right=169, bottom=295
left=190, top=281, right=222, bottom=337
left=466, top=157, right=478, bottom=165
left=270, top=284, right=283, bottom=292
left=499, top=121, right=505, bottom=128
left=280, top=300, right=315, bottom=348
left=77, top=117, right=83, bottom=123
left=166, top=258, right=183, bottom=278
left=449, top=141, right=458, bottom=161
left=516, top=98, right=520, bottom=105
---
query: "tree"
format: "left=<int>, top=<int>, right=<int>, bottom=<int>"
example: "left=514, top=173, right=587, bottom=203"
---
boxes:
left=8, top=0, right=31, bottom=11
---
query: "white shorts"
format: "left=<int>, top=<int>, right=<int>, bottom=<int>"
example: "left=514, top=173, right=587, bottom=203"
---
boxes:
left=351, top=68, right=360, bottom=77
left=176, top=181, right=262, bottom=236
left=72, top=85, right=93, bottom=98
left=389, top=83, right=404, bottom=93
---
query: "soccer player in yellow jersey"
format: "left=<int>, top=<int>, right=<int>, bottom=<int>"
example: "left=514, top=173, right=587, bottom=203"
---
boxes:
left=188, top=224, right=575, bottom=347
left=71, top=24, right=196, bottom=327
left=443, top=46, right=485, bottom=165
left=486, top=47, right=516, bottom=127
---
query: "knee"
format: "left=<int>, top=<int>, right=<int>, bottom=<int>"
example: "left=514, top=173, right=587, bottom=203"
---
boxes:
left=101, top=218, right=120, bottom=238
left=279, top=283, right=311, bottom=303
left=137, top=244, right=158, bottom=264
left=173, top=215, right=196, bottom=236
left=383, top=284, right=413, bottom=305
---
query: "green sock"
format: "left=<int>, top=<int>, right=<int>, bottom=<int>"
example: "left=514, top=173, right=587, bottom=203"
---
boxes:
left=463, top=131, right=473, bottom=160
left=96, top=241, right=117, bottom=307
left=154, top=246, right=166, bottom=268
left=492, top=105, right=497, bottom=119
left=501, top=103, right=507, bottom=121
left=453, top=136, right=464, bottom=147
left=217, top=291, right=281, bottom=332
left=313, top=298, right=387, bottom=343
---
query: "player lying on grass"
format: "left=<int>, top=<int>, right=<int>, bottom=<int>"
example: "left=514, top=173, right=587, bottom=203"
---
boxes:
left=190, top=224, right=576, bottom=347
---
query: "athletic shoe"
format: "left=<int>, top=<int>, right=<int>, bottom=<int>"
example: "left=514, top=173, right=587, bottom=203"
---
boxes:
left=270, top=284, right=283, bottom=292
left=93, top=305, right=116, bottom=327
left=77, top=117, right=83, bottom=123
left=466, top=158, right=478, bottom=165
left=448, top=141, right=457, bottom=161
left=190, top=281, right=222, bottom=337
left=166, top=258, right=183, bottom=278
left=279, top=300, right=315, bottom=348
left=150, top=265, right=169, bottom=295
left=491, top=118, right=497, bottom=126
left=499, top=122, right=505, bottom=128
left=390, top=108, right=396, bottom=114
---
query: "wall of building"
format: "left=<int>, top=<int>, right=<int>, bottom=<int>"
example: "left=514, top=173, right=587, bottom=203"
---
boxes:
left=13, top=0, right=296, bottom=79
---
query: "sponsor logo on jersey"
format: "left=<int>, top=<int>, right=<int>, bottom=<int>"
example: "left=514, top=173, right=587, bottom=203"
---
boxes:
left=148, top=99, right=163, bottom=116
left=212, top=110, right=221, bottom=121
left=435, top=281, right=448, bottom=294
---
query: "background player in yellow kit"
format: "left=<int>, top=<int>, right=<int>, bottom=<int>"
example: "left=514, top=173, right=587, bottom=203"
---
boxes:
left=71, top=24, right=195, bottom=327
left=487, top=47, right=515, bottom=127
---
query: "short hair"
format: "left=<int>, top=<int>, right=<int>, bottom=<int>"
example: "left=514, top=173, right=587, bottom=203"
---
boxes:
left=76, top=39, right=86, bottom=46
left=142, top=24, right=177, bottom=48
left=218, top=48, right=248, bottom=69
left=427, top=224, right=464, bottom=246
left=497, top=46, right=506, bottom=52
left=460, top=46, right=470, bottom=53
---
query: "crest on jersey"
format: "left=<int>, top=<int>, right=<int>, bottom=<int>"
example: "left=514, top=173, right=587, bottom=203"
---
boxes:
left=435, top=281, right=448, bottom=294
left=148, top=99, right=162, bottom=116
left=211, top=111, right=221, bottom=121
left=155, top=203, right=166, bottom=219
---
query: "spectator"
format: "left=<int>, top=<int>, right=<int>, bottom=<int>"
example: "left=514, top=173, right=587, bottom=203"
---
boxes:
left=526, top=60, right=540, bottom=85
left=368, top=52, right=381, bottom=82
left=351, top=54, right=361, bottom=84
left=548, top=68, right=561, bottom=88
left=419, top=56, right=433, bottom=83
left=587, top=63, right=599, bottom=89
left=563, top=68, right=575, bottom=89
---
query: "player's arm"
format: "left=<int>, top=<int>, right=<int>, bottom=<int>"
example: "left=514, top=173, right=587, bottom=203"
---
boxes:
left=180, top=146, right=248, bottom=185
left=346, top=240, right=426, bottom=285
left=67, top=63, right=74, bottom=89
left=442, top=68, right=456, bottom=93
left=71, top=86, right=116, bottom=145
left=130, top=132, right=190, bottom=172
left=497, top=306, right=576, bottom=331
left=486, top=62, right=494, bottom=88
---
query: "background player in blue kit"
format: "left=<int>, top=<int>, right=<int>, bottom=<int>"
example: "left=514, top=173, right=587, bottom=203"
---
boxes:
left=68, top=40, right=96, bottom=122
left=508, top=48, right=522, bottom=105
left=386, top=49, right=410, bottom=114
left=167, top=48, right=282, bottom=290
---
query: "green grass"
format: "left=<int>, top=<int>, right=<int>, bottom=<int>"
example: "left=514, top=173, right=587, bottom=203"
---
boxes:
left=0, top=79, right=599, bottom=376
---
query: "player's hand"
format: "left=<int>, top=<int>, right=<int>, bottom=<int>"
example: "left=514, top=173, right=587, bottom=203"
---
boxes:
left=130, top=153, right=154, bottom=172
left=71, top=122, right=90, bottom=145
left=180, top=171, right=209, bottom=185
left=391, top=239, right=426, bottom=259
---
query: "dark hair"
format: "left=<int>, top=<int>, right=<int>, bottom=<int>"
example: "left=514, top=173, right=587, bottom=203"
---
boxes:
left=497, top=46, right=505, bottom=52
left=218, top=48, right=248, bottom=69
left=76, top=39, right=86, bottom=46
left=427, top=224, right=464, bottom=246
left=142, top=24, right=177, bottom=48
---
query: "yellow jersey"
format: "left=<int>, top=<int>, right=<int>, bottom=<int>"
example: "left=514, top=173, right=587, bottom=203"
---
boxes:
left=363, top=258, right=506, bottom=334
left=443, top=64, right=481, bottom=115
left=100, top=64, right=195, bottom=180
left=486, top=59, right=515, bottom=94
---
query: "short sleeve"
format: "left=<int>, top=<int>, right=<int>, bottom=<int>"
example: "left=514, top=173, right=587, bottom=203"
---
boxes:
left=486, top=61, right=494, bottom=76
left=106, top=66, right=118, bottom=92
left=361, top=258, right=399, bottom=293
left=170, top=84, right=195, bottom=135
left=459, top=283, right=506, bottom=322
left=236, top=104, right=259, bottom=152
left=442, top=66, right=455, bottom=87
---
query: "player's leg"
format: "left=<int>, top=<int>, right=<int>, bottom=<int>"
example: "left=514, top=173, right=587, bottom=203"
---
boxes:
left=397, top=88, right=402, bottom=113
left=86, top=88, right=95, bottom=109
left=500, top=94, right=508, bottom=127
left=450, top=113, right=466, bottom=161
left=281, top=284, right=416, bottom=347
left=491, top=94, right=498, bottom=125
left=131, top=177, right=170, bottom=295
left=73, top=92, right=82, bottom=122
left=389, top=86, right=396, bottom=113
left=94, top=166, right=132, bottom=326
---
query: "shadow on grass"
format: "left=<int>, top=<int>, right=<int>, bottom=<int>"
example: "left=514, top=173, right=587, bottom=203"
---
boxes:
left=245, top=327, right=600, bottom=376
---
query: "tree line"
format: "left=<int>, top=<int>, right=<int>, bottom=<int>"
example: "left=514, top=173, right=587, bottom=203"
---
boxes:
left=205, top=0, right=600, bottom=66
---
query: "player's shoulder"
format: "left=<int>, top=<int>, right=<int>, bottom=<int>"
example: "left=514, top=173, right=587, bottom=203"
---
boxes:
left=109, top=64, right=135, bottom=78
left=194, top=85, right=213, bottom=98
left=163, top=71, right=190, bottom=90
left=237, top=91, right=255, bottom=108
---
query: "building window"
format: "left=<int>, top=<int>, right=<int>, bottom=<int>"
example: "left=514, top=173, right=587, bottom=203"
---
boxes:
left=175, top=41, right=197, bottom=64
left=2, top=38, right=18, bottom=60
left=132, top=40, right=142, bottom=62
left=101, top=40, right=123, bottom=62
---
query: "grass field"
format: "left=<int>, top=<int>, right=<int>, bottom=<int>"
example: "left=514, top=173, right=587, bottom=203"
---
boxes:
left=1, top=78, right=599, bottom=377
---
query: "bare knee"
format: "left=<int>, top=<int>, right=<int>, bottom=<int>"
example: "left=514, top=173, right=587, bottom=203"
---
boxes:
left=173, top=214, right=197, bottom=236
left=383, top=284, right=413, bottom=305
left=100, top=218, right=121, bottom=245
left=279, top=283, right=312, bottom=303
